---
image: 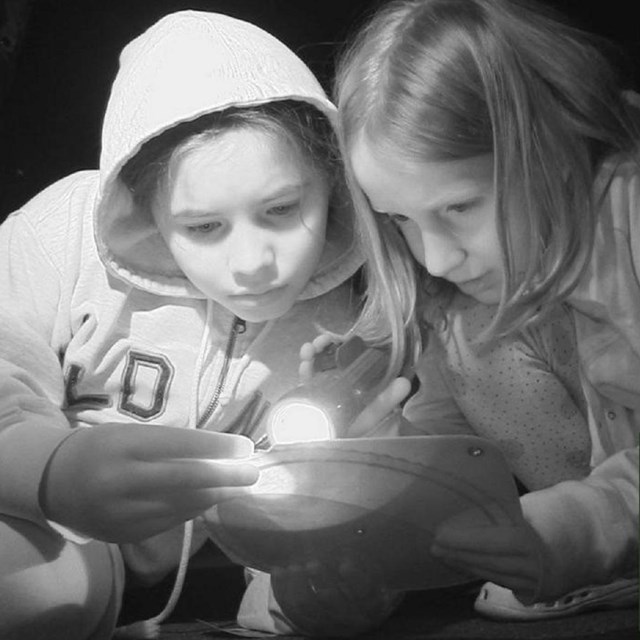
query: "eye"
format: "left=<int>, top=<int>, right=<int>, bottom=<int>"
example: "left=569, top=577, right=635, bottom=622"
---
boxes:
left=187, top=221, right=221, bottom=234
left=267, top=202, right=298, bottom=217
left=445, top=200, right=475, bottom=215
left=372, top=207, right=410, bottom=226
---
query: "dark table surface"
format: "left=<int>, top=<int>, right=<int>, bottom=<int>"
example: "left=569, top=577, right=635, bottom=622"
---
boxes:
left=118, top=545, right=638, bottom=640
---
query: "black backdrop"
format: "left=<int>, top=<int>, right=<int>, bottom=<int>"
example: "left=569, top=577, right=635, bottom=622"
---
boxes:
left=0, top=0, right=638, bottom=219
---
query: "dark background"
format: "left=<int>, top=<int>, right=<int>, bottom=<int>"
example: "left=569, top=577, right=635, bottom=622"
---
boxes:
left=0, top=0, right=638, bottom=220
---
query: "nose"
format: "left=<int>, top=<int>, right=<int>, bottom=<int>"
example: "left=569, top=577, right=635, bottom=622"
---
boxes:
left=228, top=228, right=276, bottom=286
left=419, top=230, right=466, bottom=278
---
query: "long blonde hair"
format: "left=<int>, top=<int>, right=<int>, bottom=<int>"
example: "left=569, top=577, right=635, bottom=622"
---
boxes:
left=336, top=0, right=639, bottom=376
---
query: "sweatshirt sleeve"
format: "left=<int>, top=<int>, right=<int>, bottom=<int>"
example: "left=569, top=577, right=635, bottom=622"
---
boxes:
left=521, top=158, right=640, bottom=600
left=521, top=446, right=638, bottom=600
left=0, top=178, right=100, bottom=535
left=0, top=173, right=95, bottom=345
left=0, top=310, right=75, bottom=525
left=0, top=211, right=63, bottom=342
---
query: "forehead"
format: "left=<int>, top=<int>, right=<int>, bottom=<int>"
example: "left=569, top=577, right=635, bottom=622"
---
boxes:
left=179, top=127, right=304, bottom=173
left=350, top=136, right=494, bottom=208
left=167, top=127, right=315, bottom=201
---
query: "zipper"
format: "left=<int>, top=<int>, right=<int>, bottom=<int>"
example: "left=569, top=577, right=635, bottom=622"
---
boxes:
left=196, top=316, right=246, bottom=429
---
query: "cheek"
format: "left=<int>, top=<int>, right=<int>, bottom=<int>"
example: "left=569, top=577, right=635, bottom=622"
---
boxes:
left=286, top=208, right=328, bottom=265
left=467, top=208, right=502, bottom=263
left=303, top=200, right=329, bottom=238
left=283, top=227, right=324, bottom=269
left=171, top=242, right=225, bottom=286
left=166, top=234, right=193, bottom=264
left=166, top=233, right=194, bottom=254
left=398, top=226, right=426, bottom=266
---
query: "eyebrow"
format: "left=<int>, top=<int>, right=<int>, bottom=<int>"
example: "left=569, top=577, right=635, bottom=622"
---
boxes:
left=171, top=210, right=215, bottom=221
left=423, top=187, right=484, bottom=210
left=261, top=182, right=308, bottom=203
left=171, top=181, right=310, bottom=220
left=366, top=184, right=485, bottom=216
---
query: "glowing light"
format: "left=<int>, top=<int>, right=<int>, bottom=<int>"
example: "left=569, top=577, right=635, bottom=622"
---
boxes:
left=268, top=400, right=334, bottom=444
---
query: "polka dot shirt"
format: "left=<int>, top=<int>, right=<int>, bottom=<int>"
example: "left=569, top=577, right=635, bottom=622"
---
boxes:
left=403, top=294, right=592, bottom=491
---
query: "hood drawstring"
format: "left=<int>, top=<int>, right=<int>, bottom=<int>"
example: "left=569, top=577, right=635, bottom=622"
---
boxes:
left=113, top=521, right=195, bottom=639
left=114, top=301, right=214, bottom=639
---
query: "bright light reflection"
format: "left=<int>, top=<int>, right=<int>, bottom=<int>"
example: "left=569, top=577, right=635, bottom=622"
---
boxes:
left=269, top=400, right=334, bottom=444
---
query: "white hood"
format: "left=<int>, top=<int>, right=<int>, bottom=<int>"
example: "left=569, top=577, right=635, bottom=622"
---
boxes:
left=94, top=10, right=360, bottom=298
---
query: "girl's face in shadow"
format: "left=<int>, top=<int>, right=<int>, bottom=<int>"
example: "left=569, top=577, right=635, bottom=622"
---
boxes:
left=152, top=127, right=330, bottom=322
left=350, top=136, right=529, bottom=305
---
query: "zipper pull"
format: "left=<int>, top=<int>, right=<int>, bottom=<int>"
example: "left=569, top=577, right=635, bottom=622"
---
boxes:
left=235, top=317, right=247, bottom=334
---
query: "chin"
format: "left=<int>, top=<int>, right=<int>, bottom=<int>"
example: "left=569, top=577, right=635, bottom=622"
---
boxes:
left=460, top=287, right=501, bottom=305
left=235, top=311, right=279, bottom=323
left=232, top=301, right=295, bottom=324
left=474, top=292, right=501, bottom=305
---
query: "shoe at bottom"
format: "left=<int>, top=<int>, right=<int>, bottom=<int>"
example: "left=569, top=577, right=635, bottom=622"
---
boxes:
left=474, top=577, right=638, bottom=621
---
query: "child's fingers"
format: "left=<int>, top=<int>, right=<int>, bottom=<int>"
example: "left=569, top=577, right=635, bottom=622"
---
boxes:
left=433, top=523, right=542, bottom=560
left=155, top=458, right=260, bottom=491
left=431, top=548, right=537, bottom=593
left=349, top=377, right=412, bottom=437
left=298, top=335, right=340, bottom=381
left=298, top=341, right=318, bottom=382
left=433, top=524, right=520, bottom=553
left=299, top=341, right=317, bottom=363
left=431, top=524, right=543, bottom=592
left=311, top=333, right=338, bottom=352
left=110, top=424, right=256, bottom=460
left=298, top=334, right=336, bottom=361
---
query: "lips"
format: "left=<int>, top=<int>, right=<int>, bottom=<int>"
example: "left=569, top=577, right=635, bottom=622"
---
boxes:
left=454, top=275, right=483, bottom=288
left=232, top=285, right=285, bottom=300
left=453, top=275, right=493, bottom=297
left=237, top=289, right=273, bottom=297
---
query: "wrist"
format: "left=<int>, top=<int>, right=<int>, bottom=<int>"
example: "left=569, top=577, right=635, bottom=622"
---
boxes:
left=38, top=427, right=87, bottom=527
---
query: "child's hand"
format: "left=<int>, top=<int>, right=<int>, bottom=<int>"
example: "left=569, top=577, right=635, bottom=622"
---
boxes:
left=271, top=556, right=402, bottom=637
left=431, top=517, right=547, bottom=602
left=298, top=334, right=338, bottom=382
left=349, top=376, right=412, bottom=437
left=40, top=423, right=258, bottom=543
left=298, top=335, right=413, bottom=438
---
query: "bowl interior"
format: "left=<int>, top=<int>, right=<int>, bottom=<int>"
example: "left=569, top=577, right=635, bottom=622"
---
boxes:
left=205, top=435, right=522, bottom=591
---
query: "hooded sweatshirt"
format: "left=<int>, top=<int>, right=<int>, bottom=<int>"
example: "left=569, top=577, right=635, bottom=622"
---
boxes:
left=0, top=11, right=361, bottom=583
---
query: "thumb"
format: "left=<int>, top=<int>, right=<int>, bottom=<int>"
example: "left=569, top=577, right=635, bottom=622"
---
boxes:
left=350, top=377, right=412, bottom=437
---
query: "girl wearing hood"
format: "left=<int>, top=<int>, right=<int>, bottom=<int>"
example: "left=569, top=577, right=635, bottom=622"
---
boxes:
left=0, top=11, right=397, bottom=640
